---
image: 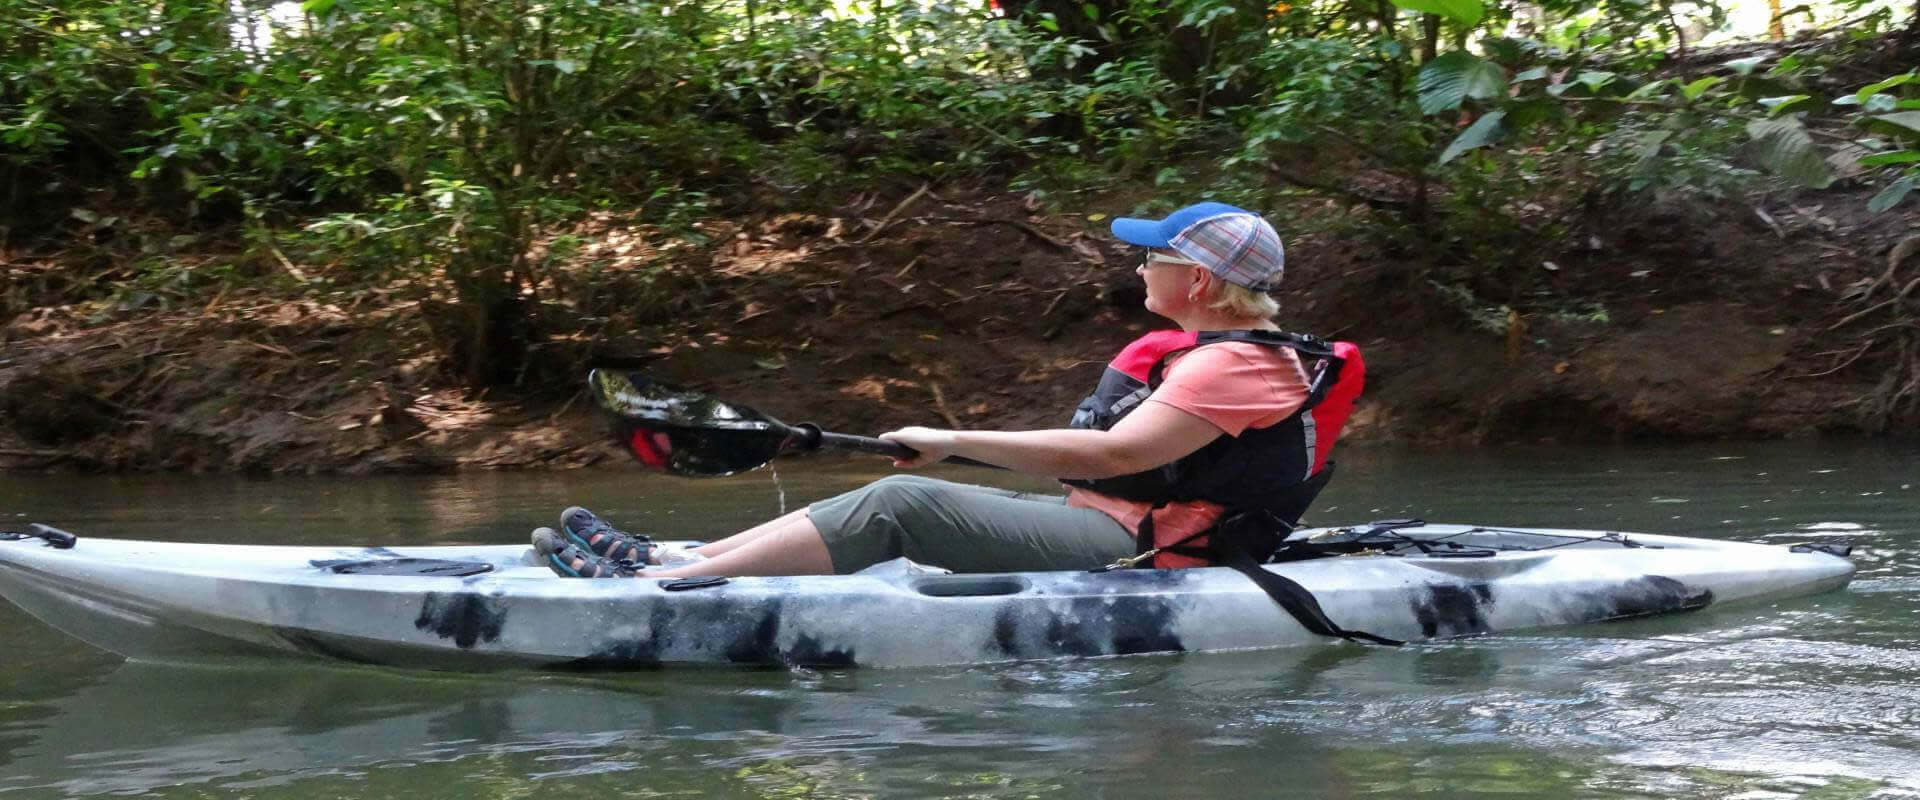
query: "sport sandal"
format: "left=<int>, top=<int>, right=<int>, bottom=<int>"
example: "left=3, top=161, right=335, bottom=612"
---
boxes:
left=532, top=527, right=639, bottom=578
left=558, top=506, right=654, bottom=564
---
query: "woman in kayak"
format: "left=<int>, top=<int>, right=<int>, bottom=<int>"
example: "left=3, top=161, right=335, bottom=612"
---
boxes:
left=535, top=201, right=1333, bottom=578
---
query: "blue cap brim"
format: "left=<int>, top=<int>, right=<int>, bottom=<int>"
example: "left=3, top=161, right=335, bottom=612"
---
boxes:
left=1110, top=216, right=1170, bottom=248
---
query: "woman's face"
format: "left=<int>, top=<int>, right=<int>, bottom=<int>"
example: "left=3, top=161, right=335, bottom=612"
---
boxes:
left=1136, top=249, right=1201, bottom=318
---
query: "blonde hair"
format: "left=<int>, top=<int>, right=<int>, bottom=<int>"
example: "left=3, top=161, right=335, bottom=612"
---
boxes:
left=1204, top=280, right=1280, bottom=320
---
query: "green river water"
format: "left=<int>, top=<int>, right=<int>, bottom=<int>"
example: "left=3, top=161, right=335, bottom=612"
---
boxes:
left=1, top=441, right=1916, bottom=799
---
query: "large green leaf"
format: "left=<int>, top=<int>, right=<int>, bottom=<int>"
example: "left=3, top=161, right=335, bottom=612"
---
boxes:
left=1858, top=150, right=1920, bottom=167
left=1439, top=111, right=1506, bottom=164
left=1418, top=52, right=1506, bottom=115
left=1868, top=175, right=1914, bottom=213
left=1511, top=66, right=1549, bottom=84
left=1390, top=0, right=1485, bottom=26
left=1681, top=76, right=1724, bottom=101
left=1856, top=73, right=1917, bottom=106
left=1759, top=95, right=1813, bottom=117
left=1865, top=111, right=1920, bottom=141
left=1746, top=118, right=1834, bottom=189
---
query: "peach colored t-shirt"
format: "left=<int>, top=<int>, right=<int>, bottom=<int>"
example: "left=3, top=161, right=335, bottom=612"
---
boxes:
left=1066, top=341, right=1311, bottom=549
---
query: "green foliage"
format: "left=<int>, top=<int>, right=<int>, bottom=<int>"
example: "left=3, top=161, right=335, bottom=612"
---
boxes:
left=5, top=0, right=1918, bottom=353
left=1440, top=111, right=1506, bottom=164
left=1418, top=53, right=1506, bottom=115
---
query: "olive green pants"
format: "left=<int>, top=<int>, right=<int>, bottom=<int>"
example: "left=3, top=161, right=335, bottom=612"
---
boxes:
left=806, top=475, right=1135, bottom=574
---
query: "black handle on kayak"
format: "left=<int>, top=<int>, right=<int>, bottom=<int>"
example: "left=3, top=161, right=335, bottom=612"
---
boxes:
left=793, top=424, right=1000, bottom=469
left=0, top=524, right=78, bottom=549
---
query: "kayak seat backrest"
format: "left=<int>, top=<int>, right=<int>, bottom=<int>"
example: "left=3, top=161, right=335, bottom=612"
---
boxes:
left=1308, top=341, right=1363, bottom=475
left=1277, top=340, right=1362, bottom=528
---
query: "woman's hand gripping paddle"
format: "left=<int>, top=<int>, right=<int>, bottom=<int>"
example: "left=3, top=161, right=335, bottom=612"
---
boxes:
left=588, top=369, right=997, bottom=478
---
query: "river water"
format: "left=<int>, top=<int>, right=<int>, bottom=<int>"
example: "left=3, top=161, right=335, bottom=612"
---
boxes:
left=1, top=441, right=1916, bottom=799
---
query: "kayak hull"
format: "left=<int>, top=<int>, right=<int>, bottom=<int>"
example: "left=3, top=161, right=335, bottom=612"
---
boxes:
left=0, top=525, right=1855, bottom=670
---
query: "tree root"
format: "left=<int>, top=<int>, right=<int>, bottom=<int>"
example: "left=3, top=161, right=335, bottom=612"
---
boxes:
left=1820, top=235, right=1920, bottom=431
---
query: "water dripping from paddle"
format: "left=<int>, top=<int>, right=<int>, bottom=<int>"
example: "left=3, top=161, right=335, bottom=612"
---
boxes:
left=770, top=464, right=787, bottom=515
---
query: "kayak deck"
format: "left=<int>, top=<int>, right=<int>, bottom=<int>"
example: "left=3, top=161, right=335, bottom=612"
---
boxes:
left=0, top=523, right=1856, bottom=670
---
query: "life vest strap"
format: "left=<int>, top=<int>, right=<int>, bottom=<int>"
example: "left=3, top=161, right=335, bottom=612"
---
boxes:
left=1216, top=544, right=1403, bottom=646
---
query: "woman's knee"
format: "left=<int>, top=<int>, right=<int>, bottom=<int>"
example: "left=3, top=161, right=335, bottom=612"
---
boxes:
left=862, top=474, right=948, bottom=493
left=863, top=477, right=952, bottom=520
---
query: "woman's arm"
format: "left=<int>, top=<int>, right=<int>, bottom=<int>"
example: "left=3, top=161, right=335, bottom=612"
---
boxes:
left=879, top=401, right=1222, bottom=479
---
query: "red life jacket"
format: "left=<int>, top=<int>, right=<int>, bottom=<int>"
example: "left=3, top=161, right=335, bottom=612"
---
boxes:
left=1063, top=329, right=1365, bottom=567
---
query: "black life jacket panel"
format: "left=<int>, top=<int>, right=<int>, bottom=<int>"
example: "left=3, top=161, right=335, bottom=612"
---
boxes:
left=1062, top=329, right=1362, bottom=523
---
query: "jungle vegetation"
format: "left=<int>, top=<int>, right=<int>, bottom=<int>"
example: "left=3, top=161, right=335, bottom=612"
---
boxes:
left=4, top=0, right=1917, bottom=392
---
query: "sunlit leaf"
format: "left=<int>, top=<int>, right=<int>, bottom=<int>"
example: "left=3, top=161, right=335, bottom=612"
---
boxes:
left=1681, top=76, right=1723, bottom=101
left=1438, top=111, right=1505, bottom=164
left=1855, top=73, right=1916, bottom=107
left=1759, top=95, right=1811, bottom=117
left=1574, top=71, right=1615, bottom=92
left=1858, top=150, right=1920, bottom=167
left=1389, top=0, right=1484, bottom=26
left=1417, top=52, right=1505, bottom=115
left=1626, top=79, right=1671, bottom=100
left=1724, top=56, right=1768, bottom=76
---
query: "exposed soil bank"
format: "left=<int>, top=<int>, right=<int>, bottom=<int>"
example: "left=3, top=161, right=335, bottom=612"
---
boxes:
left=3, top=186, right=1915, bottom=474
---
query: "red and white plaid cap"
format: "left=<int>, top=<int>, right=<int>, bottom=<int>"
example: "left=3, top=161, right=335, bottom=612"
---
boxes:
left=1110, top=202, right=1284, bottom=291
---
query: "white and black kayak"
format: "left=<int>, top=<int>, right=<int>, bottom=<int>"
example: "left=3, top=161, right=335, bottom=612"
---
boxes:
left=0, top=522, right=1855, bottom=671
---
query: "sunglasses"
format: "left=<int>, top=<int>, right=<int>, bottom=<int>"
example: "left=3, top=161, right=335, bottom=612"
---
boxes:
left=1141, top=251, right=1202, bottom=269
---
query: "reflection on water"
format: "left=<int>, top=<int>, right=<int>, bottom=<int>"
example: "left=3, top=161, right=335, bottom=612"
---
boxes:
left=1, top=440, right=1917, bottom=798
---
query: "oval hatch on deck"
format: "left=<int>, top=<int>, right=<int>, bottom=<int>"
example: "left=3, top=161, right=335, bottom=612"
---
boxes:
left=911, top=575, right=1031, bottom=597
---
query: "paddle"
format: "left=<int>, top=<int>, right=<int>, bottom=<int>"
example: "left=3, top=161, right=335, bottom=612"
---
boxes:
left=588, top=369, right=998, bottom=478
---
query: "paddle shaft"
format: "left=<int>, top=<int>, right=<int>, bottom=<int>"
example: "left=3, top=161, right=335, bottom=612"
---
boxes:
left=804, top=427, right=1002, bottom=470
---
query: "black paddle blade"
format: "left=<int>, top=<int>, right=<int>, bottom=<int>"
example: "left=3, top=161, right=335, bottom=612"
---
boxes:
left=588, top=369, right=794, bottom=478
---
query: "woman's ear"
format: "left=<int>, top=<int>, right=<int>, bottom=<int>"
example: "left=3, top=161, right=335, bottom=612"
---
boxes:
left=1187, top=266, right=1212, bottom=300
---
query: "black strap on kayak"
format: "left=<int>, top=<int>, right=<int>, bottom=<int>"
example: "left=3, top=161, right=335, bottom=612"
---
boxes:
left=0, top=524, right=78, bottom=549
left=1090, top=511, right=1402, bottom=646
left=1216, top=542, right=1403, bottom=647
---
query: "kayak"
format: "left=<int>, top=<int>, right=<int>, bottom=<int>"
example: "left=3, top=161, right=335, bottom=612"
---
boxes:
left=0, top=522, right=1855, bottom=671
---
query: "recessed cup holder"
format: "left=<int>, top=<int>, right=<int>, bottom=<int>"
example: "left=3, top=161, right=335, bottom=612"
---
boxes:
left=911, top=575, right=1031, bottom=597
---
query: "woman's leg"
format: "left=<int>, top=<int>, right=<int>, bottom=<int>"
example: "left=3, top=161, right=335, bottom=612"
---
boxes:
left=620, top=475, right=1130, bottom=578
left=675, top=477, right=1028, bottom=562
left=804, top=475, right=1132, bottom=574
left=687, top=507, right=812, bottom=560
left=643, top=511, right=835, bottom=577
